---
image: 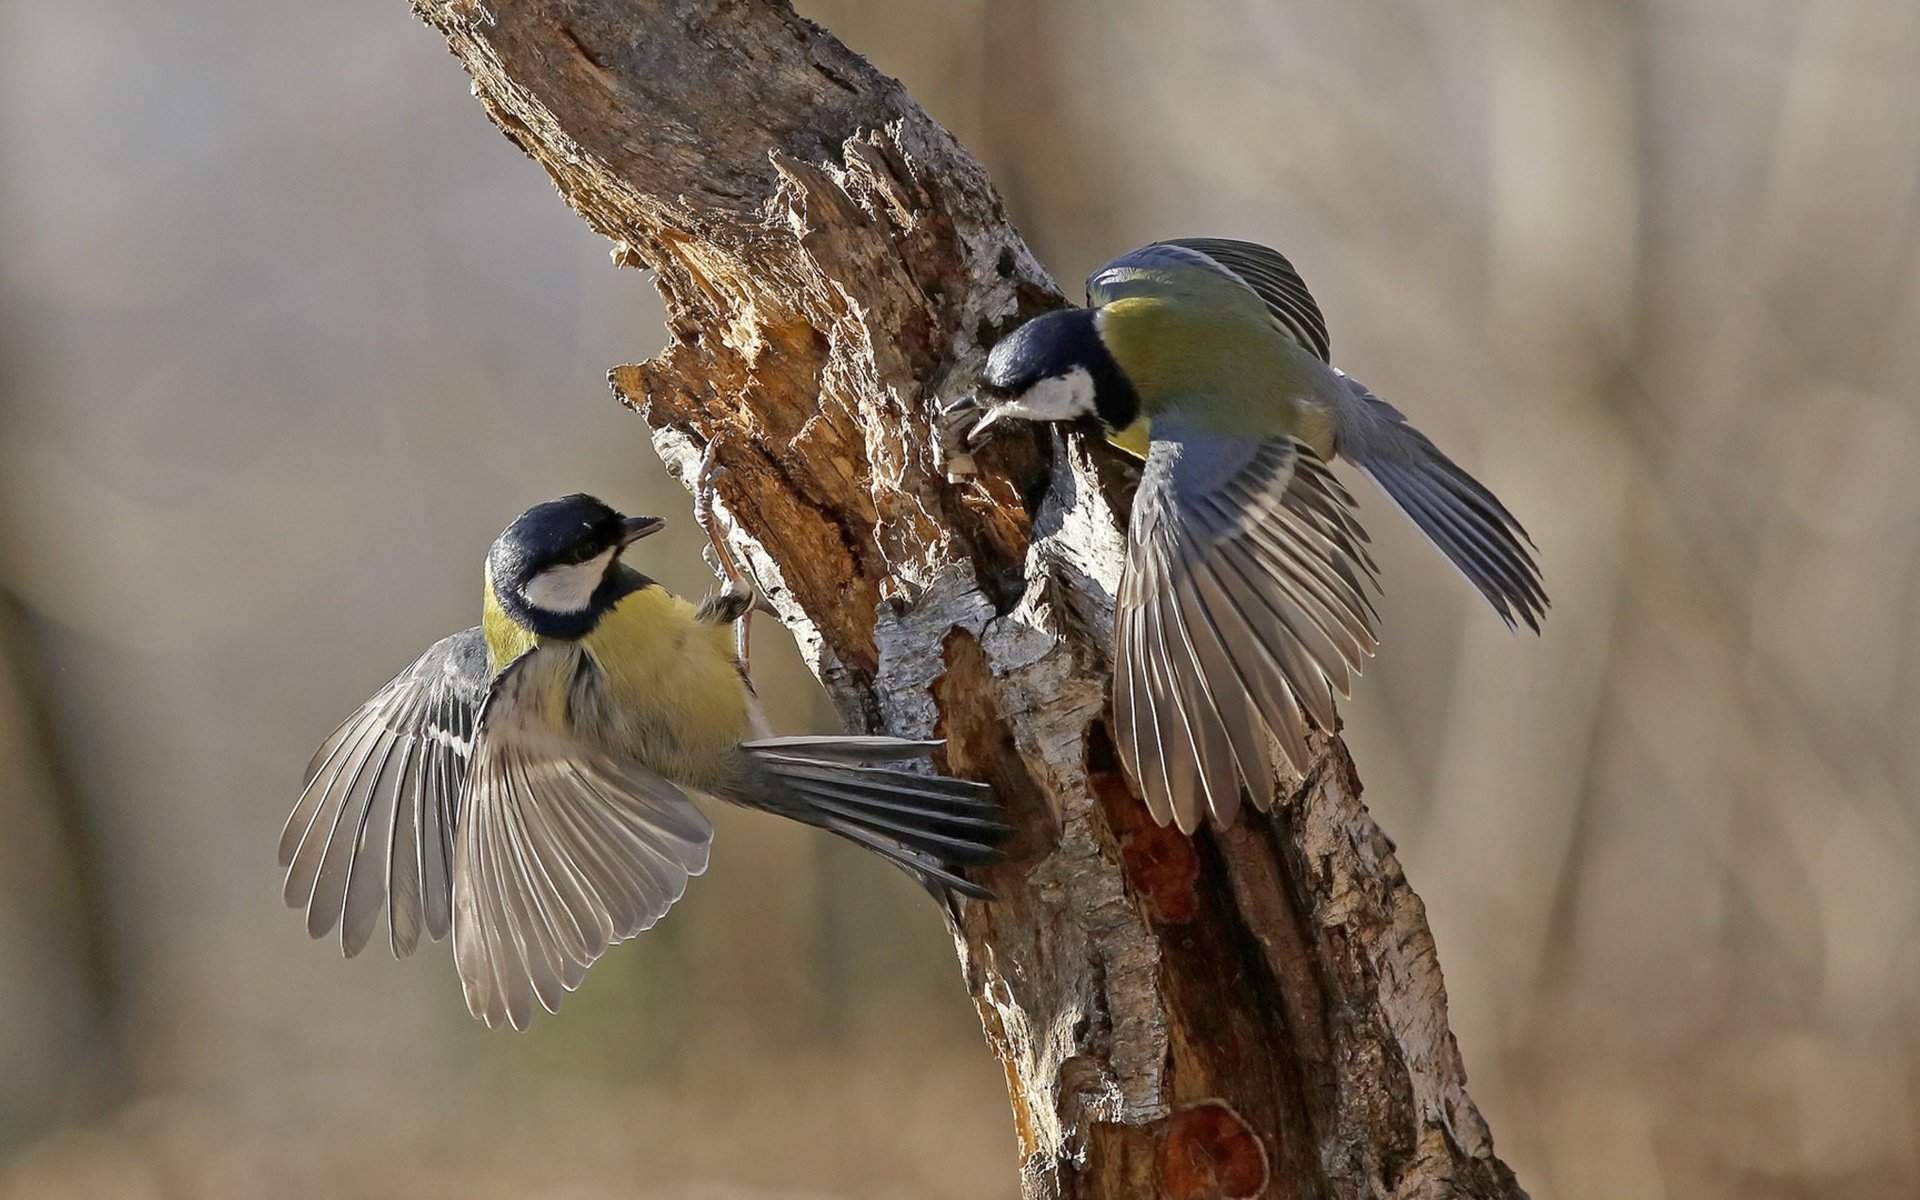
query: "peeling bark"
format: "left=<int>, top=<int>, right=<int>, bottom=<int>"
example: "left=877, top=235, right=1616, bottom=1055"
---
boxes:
left=405, top=1, right=1524, bottom=1195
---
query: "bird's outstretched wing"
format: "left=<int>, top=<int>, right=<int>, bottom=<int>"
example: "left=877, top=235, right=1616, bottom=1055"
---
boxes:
left=452, top=646, right=713, bottom=1030
left=1115, top=428, right=1379, bottom=832
left=1161, top=238, right=1331, bottom=362
left=281, top=628, right=490, bottom=959
left=1089, top=238, right=1332, bottom=363
left=1331, top=374, right=1548, bottom=632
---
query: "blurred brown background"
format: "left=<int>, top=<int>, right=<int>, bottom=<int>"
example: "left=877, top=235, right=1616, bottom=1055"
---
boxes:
left=2, top=1, right=1916, bottom=1196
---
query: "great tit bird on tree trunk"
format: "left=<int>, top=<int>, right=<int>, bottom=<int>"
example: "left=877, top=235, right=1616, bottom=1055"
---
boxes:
left=962, top=238, right=1546, bottom=834
left=280, top=487, right=1006, bottom=1030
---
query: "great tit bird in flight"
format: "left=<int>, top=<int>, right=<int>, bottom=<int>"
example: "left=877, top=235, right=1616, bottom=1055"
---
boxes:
left=280, top=489, right=1006, bottom=1030
left=962, top=237, right=1546, bottom=833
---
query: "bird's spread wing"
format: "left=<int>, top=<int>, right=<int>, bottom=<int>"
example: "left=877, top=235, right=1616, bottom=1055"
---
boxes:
left=1089, top=238, right=1331, bottom=363
left=1115, top=429, right=1379, bottom=832
left=452, top=646, right=712, bottom=1030
left=281, top=627, right=490, bottom=958
left=1332, top=374, right=1548, bottom=631
left=1162, top=238, right=1331, bottom=362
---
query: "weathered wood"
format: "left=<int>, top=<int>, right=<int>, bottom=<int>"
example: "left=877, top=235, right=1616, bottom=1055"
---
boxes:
left=406, top=1, right=1524, bottom=1195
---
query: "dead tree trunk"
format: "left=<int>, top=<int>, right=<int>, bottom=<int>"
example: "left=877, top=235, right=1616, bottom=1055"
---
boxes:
left=406, top=2, right=1525, bottom=1195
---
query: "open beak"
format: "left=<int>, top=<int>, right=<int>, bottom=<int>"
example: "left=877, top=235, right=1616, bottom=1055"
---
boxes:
left=965, top=407, right=1010, bottom=448
left=619, top=515, right=666, bottom=545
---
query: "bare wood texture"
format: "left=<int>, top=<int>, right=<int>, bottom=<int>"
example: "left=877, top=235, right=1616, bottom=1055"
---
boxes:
left=407, top=1, right=1524, bottom=1195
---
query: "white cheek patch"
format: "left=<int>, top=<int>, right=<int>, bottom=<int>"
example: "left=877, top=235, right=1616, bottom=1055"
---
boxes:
left=521, top=547, right=616, bottom=614
left=1000, top=366, right=1097, bottom=422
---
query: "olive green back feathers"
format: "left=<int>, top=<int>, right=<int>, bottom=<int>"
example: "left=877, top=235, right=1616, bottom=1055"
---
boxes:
left=974, top=238, right=1547, bottom=832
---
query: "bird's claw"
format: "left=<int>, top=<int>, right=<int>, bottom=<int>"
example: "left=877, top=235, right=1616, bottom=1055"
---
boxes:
left=693, top=444, right=728, bottom=547
left=692, top=439, right=759, bottom=669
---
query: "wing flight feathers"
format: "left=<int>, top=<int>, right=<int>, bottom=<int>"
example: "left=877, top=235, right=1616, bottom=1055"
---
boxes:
left=281, top=628, right=489, bottom=958
left=1332, top=375, right=1547, bottom=631
left=1115, top=433, right=1378, bottom=830
left=451, top=647, right=712, bottom=1030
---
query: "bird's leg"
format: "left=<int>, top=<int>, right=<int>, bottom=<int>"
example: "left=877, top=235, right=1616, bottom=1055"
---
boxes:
left=692, top=441, right=757, bottom=671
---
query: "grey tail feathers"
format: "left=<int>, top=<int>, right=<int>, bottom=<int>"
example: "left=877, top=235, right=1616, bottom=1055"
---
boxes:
left=741, top=736, right=1009, bottom=900
left=1333, top=375, right=1549, bottom=632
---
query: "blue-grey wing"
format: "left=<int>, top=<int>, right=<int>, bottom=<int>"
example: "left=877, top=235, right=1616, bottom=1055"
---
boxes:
left=1114, top=429, right=1378, bottom=832
left=1088, top=238, right=1331, bottom=362
left=281, top=627, right=491, bottom=959
left=1332, top=373, right=1547, bottom=631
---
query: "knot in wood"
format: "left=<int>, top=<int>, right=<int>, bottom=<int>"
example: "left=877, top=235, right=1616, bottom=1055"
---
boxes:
left=1158, top=1100, right=1271, bottom=1200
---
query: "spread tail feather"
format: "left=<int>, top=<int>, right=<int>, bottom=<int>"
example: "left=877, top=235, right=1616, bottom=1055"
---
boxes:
left=1332, top=375, right=1548, bottom=632
left=741, top=737, right=1008, bottom=899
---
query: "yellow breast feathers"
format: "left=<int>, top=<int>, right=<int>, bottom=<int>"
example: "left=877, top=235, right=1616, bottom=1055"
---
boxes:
left=480, top=571, right=752, bottom=783
left=580, top=585, right=749, bottom=740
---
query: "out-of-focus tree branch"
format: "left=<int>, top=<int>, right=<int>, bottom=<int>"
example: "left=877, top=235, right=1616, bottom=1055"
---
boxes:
left=0, top=592, right=125, bottom=1126
left=405, top=1, right=1524, bottom=1194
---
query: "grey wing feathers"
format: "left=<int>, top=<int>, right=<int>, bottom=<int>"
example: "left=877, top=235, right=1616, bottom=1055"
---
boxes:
left=280, top=628, right=489, bottom=958
left=742, top=737, right=1008, bottom=900
left=743, top=735, right=946, bottom=763
left=1115, top=432, right=1379, bottom=833
left=452, top=648, right=713, bottom=1031
left=1161, top=238, right=1332, bottom=362
left=1332, top=375, right=1547, bottom=632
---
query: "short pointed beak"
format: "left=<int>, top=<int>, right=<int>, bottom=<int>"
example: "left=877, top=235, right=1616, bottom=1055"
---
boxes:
left=940, top=392, right=982, bottom=417
left=620, top=515, right=665, bottom=544
left=965, top=407, right=1010, bottom=448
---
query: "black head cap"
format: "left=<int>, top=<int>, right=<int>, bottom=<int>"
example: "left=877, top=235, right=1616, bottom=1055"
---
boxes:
left=487, top=494, right=661, bottom=638
left=979, top=308, right=1139, bottom=432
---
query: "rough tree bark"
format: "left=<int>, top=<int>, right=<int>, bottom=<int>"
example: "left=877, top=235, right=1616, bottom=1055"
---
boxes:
left=406, top=2, right=1525, bottom=1196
